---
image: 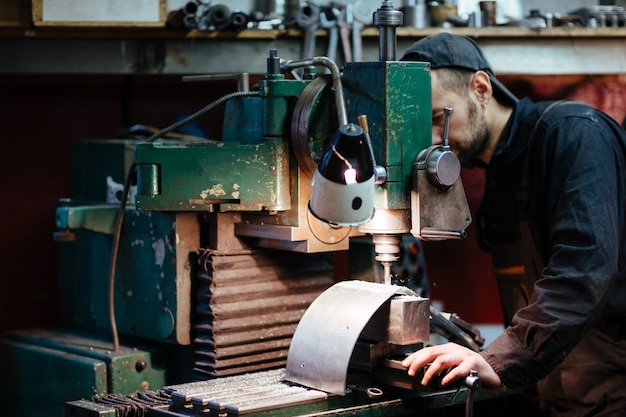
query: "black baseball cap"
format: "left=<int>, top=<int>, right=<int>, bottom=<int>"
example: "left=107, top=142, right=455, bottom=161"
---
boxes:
left=401, top=33, right=518, bottom=105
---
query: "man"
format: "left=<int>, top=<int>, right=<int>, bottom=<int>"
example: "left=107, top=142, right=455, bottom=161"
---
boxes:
left=400, top=33, right=626, bottom=416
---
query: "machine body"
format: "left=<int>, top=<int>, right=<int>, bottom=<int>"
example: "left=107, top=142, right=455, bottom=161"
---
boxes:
left=1, top=3, right=480, bottom=416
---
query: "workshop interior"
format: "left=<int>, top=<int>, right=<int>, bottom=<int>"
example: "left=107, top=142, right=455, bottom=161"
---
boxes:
left=1, top=0, right=625, bottom=416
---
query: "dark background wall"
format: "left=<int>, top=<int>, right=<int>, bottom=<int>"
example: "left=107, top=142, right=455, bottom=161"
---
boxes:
left=0, top=74, right=235, bottom=332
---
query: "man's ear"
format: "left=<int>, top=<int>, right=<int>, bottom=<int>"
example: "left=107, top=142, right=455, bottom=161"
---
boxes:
left=471, top=70, right=493, bottom=103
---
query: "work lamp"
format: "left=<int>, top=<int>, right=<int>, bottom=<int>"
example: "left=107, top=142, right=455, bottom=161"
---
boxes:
left=308, top=123, right=376, bottom=227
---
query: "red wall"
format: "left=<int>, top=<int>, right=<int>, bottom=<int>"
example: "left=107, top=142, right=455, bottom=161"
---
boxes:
left=0, top=74, right=233, bottom=332
left=422, top=168, right=499, bottom=324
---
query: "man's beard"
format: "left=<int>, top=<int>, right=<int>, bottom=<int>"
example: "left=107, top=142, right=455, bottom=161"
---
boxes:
left=455, top=99, right=490, bottom=167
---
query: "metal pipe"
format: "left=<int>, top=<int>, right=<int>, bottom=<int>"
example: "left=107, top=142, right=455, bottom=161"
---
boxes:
left=280, top=56, right=348, bottom=127
left=206, top=4, right=232, bottom=31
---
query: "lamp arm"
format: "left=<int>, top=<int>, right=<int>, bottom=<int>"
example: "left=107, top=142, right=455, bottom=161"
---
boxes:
left=280, top=56, right=348, bottom=127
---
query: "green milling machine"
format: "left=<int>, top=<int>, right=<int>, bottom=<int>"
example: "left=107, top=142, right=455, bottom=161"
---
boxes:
left=0, top=2, right=508, bottom=417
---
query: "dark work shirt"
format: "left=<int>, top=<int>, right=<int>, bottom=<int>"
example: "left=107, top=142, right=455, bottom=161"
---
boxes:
left=480, top=97, right=626, bottom=391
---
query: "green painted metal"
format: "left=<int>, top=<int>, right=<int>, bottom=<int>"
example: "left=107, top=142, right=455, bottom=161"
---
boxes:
left=342, top=61, right=432, bottom=209
left=55, top=204, right=118, bottom=234
left=138, top=163, right=160, bottom=197
left=0, top=337, right=107, bottom=417
left=135, top=139, right=290, bottom=212
left=222, top=96, right=264, bottom=144
left=5, top=329, right=167, bottom=393
left=55, top=206, right=192, bottom=344
left=0, top=329, right=165, bottom=417
left=134, top=76, right=313, bottom=213
left=259, top=77, right=310, bottom=138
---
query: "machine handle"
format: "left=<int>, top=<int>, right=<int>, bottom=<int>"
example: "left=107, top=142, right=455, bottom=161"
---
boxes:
left=420, top=227, right=466, bottom=240
left=442, top=106, right=453, bottom=148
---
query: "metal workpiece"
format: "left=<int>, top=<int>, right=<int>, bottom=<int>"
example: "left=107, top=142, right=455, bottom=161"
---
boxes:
left=391, top=295, right=431, bottom=344
left=361, top=294, right=430, bottom=345
left=285, top=280, right=425, bottom=395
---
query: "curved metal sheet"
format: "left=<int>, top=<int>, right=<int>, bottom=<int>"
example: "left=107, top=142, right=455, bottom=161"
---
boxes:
left=285, top=280, right=414, bottom=395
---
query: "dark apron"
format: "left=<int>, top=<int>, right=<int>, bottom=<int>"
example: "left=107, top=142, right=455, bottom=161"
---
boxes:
left=488, top=100, right=626, bottom=416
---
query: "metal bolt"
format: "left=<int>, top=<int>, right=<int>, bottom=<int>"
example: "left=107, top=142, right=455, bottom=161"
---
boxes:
left=135, top=359, right=148, bottom=372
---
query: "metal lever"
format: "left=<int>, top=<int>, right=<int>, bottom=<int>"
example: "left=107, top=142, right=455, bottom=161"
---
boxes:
left=420, top=227, right=466, bottom=240
left=464, top=370, right=480, bottom=417
left=442, top=106, right=452, bottom=148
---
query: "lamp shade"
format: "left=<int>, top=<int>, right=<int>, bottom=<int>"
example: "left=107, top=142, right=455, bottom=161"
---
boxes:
left=308, top=123, right=376, bottom=226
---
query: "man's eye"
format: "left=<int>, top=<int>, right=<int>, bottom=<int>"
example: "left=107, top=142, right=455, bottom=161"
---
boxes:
left=432, top=113, right=444, bottom=123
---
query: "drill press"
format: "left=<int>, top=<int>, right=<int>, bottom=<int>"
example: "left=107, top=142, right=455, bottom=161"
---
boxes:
left=52, top=2, right=478, bottom=417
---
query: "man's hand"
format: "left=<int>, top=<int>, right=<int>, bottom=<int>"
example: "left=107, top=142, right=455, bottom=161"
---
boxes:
left=402, top=342, right=501, bottom=388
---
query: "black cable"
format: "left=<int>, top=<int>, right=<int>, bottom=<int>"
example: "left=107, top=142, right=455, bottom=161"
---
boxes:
left=146, top=90, right=260, bottom=143
left=107, top=89, right=260, bottom=351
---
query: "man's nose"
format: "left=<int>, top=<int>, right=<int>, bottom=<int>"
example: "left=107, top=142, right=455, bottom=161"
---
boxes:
left=431, top=133, right=443, bottom=145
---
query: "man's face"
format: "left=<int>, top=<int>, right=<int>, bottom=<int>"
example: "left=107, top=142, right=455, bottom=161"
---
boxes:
left=430, top=71, right=490, bottom=167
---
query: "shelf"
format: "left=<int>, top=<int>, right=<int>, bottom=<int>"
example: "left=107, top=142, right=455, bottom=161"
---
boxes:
left=0, top=26, right=624, bottom=75
left=2, top=25, right=626, bottom=40
left=394, top=26, right=626, bottom=38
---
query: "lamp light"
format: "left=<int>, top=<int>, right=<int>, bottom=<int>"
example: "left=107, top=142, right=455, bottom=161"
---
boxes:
left=309, top=123, right=376, bottom=227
